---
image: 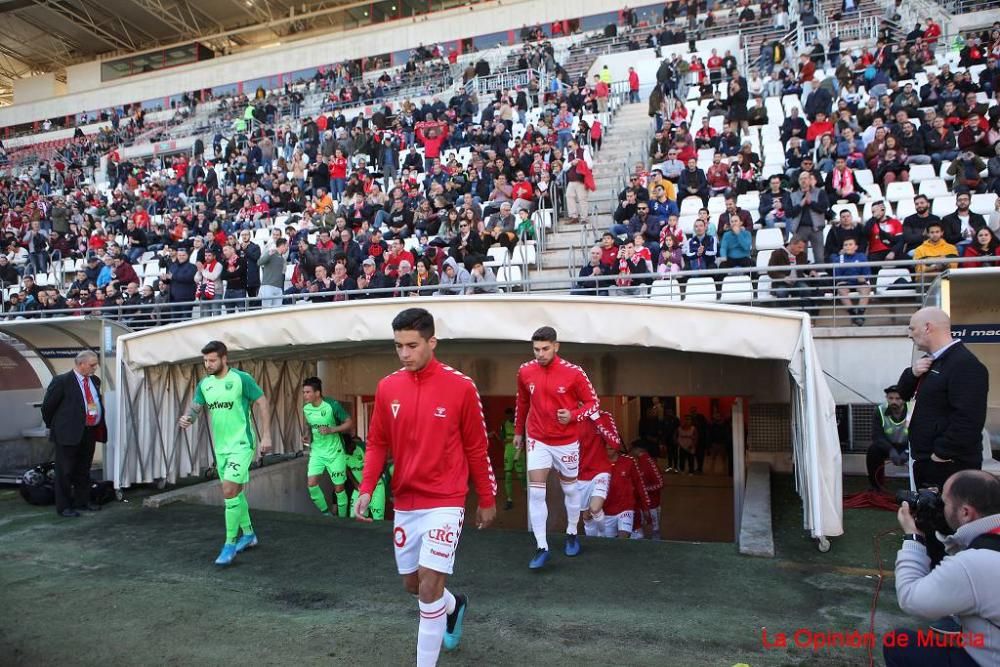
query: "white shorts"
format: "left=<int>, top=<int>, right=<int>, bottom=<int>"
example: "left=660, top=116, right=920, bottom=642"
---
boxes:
left=577, top=473, right=611, bottom=511
left=526, top=437, right=579, bottom=478
left=603, top=511, right=634, bottom=537
left=392, top=507, right=465, bottom=576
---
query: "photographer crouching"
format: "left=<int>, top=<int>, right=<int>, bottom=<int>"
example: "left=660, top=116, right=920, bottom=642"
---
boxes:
left=884, top=470, right=1000, bottom=667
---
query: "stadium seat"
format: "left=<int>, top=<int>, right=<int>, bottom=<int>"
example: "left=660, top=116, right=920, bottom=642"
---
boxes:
left=756, top=274, right=776, bottom=302
left=939, top=161, right=953, bottom=181
left=908, top=164, right=936, bottom=184
left=755, top=249, right=775, bottom=267
left=931, top=196, right=956, bottom=218
left=498, top=265, right=522, bottom=284
left=918, top=179, right=949, bottom=199
left=707, top=196, right=726, bottom=215
left=719, top=275, right=753, bottom=303
left=876, top=268, right=917, bottom=297
left=854, top=170, right=875, bottom=188
left=679, top=197, right=703, bottom=216
left=649, top=278, right=681, bottom=301
left=487, top=246, right=509, bottom=263
left=684, top=277, right=717, bottom=302
left=894, top=198, right=916, bottom=219
left=511, top=244, right=536, bottom=266
left=970, top=194, right=996, bottom=216
left=885, top=182, right=915, bottom=202
left=678, top=215, right=696, bottom=236
left=755, top=228, right=784, bottom=251
left=532, top=209, right=553, bottom=231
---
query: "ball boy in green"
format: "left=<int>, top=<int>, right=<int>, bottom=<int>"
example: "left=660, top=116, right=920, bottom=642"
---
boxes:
left=301, top=377, right=353, bottom=517
left=345, top=438, right=390, bottom=520
left=499, top=408, right=525, bottom=510
left=180, top=340, right=272, bottom=567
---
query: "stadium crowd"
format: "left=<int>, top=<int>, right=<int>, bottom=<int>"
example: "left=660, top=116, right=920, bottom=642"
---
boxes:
left=577, top=19, right=1000, bottom=322
left=2, top=8, right=1000, bottom=327
left=0, top=29, right=621, bottom=325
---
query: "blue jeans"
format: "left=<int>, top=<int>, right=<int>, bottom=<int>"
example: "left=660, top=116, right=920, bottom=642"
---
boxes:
left=331, top=178, right=346, bottom=200
left=224, top=288, right=247, bottom=313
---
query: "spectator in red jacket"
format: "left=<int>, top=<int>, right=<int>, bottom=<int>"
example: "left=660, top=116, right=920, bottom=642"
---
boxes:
left=628, top=67, right=640, bottom=103
left=510, top=170, right=535, bottom=215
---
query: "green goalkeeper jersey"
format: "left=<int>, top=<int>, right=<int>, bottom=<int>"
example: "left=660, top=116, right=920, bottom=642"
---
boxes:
left=193, top=369, right=263, bottom=455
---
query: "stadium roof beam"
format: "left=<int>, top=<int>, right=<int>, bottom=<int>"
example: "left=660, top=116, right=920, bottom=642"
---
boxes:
left=121, top=0, right=225, bottom=39
left=27, top=0, right=140, bottom=51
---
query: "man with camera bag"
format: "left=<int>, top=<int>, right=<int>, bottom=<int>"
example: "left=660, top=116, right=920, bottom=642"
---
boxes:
left=885, top=470, right=1000, bottom=667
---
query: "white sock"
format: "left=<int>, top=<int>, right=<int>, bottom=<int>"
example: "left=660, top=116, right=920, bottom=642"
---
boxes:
left=417, top=597, right=448, bottom=667
left=442, top=588, right=456, bottom=615
left=583, top=518, right=600, bottom=536
left=528, top=483, right=548, bottom=550
left=561, top=481, right=581, bottom=536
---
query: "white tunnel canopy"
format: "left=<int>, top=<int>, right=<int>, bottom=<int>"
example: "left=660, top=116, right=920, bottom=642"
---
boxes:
left=113, top=296, right=843, bottom=539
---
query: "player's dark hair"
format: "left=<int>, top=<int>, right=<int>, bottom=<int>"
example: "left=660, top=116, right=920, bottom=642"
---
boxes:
left=303, top=377, right=322, bottom=393
left=948, top=470, right=1000, bottom=516
left=531, top=326, right=557, bottom=343
left=392, top=308, right=435, bottom=339
left=201, top=340, right=228, bottom=356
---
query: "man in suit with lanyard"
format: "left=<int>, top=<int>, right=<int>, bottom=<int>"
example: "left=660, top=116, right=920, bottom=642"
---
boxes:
left=41, top=349, right=107, bottom=517
left=896, top=307, right=989, bottom=562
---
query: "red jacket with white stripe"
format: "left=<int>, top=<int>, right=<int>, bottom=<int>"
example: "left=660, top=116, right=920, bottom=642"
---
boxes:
left=632, top=449, right=665, bottom=506
left=361, top=358, right=497, bottom=510
left=515, top=356, right=599, bottom=446
left=603, top=454, right=651, bottom=516
left=578, top=410, right=620, bottom=481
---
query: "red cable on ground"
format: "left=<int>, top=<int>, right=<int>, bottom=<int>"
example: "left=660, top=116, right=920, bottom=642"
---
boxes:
left=844, top=489, right=899, bottom=511
left=867, top=529, right=899, bottom=667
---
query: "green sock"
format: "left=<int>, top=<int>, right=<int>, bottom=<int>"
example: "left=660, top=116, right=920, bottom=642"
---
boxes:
left=238, top=493, right=254, bottom=535
left=224, top=497, right=242, bottom=544
left=505, top=471, right=513, bottom=500
left=309, top=486, right=329, bottom=513
left=335, top=491, right=348, bottom=518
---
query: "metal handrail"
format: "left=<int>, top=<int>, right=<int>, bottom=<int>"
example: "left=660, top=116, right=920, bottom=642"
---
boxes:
left=8, top=257, right=995, bottom=325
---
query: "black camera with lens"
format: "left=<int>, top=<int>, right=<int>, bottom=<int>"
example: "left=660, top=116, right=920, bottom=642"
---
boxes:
left=896, top=488, right=950, bottom=535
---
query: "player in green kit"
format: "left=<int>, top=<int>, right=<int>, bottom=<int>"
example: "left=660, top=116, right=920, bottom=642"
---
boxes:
left=301, top=377, right=353, bottom=517
left=499, top=408, right=525, bottom=510
left=345, top=438, right=390, bottom=520
left=179, top=341, right=272, bottom=567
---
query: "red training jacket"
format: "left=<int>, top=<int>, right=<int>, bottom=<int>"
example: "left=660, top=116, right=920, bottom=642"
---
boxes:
left=361, top=358, right=497, bottom=510
left=578, top=410, right=620, bottom=481
left=515, top=355, right=599, bottom=446
left=603, top=455, right=651, bottom=516
left=632, top=450, right=665, bottom=507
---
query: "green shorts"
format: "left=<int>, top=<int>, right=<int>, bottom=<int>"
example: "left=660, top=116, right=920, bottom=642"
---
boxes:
left=217, top=449, right=254, bottom=484
left=504, top=443, right=526, bottom=474
left=308, top=450, right=347, bottom=485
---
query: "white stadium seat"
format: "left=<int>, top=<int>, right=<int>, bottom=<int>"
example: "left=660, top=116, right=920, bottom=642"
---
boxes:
left=649, top=278, right=681, bottom=301
left=885, top=181, right=915, bottom=203
left=683, top=277, right=717, bottom=302
left=719, top=275, right=753, bottom=303
left=755, top=228, right=785, bottom=252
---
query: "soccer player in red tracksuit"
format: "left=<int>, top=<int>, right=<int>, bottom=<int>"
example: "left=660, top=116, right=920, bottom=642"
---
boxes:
left=354, top=308, right=497, bottom=667
left=514, top=326, right=599, bottom=569
left=629, top=442, right=664, bottom=540
left=603, top=447, right=652, bottom=538
left=577, top=410, right=621, bottom=537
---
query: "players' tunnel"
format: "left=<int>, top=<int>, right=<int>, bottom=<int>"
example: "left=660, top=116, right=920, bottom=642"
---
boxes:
left=113, top=296, right=844, bottom=547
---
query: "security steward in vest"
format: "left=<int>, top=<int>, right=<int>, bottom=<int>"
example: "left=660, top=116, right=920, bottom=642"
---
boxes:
left=867, top=385, right=909, bottom=490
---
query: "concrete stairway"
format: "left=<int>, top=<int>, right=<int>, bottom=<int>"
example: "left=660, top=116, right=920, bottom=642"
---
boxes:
left=533, top=101, right=652, bottom=290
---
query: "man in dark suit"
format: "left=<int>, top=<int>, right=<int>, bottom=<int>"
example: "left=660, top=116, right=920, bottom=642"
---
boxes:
left=40, top=349, right=107, bottom=517
left=896, top=307, right=989, bottom=490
